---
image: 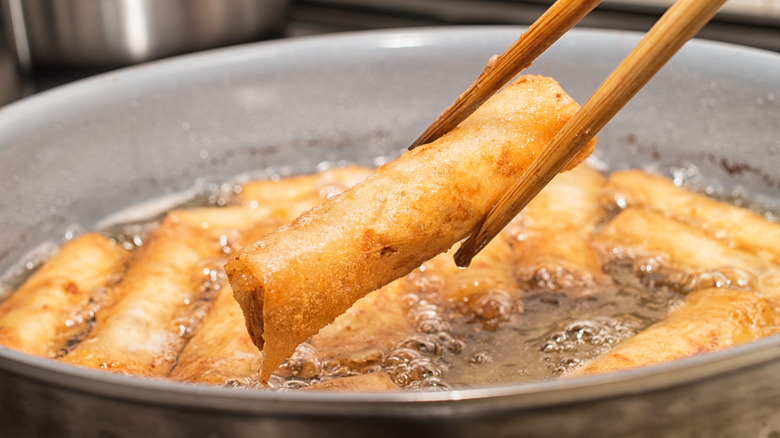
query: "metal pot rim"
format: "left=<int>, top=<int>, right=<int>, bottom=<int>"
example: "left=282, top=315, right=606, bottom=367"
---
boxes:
left=3, top=332, right=779, bottom=416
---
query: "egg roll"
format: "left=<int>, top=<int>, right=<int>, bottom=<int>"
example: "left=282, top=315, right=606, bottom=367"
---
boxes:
left=302, top=372, right=400, bottom=392
left=310, top=280, right=414, bottom=372
left=575, top=287, right=780, bottom=375
left=593, top=208, right=780, bottom=300
left=61, top=216, right=223, bottom=375
left=425, top=234, right=522, bottom=326
left=237, top=165, right=374, bottom=206
left=508, top=164, right=607, bottom=293
left=168, top=281, right=263, bottom=385
left=172, top=202, right=318, bottom=235
left=226, top=75, right=596, bottom=382
left=0, top=233, right=128, bottom=357
left=605, top=170, right=780, bottom=264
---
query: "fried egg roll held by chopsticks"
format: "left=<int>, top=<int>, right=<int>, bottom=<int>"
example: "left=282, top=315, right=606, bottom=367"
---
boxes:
left=0, top=234, right=128, bottom=357
left=226, top=75, right=597, bottom=382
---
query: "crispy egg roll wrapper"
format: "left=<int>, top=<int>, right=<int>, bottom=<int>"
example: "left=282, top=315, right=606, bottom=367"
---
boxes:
left=0, top=234, right=128, bottom=357
left=302, top=372, right=400, bottom=392
left=605, top=170, right=780, bottom=264
left=237, top=165, right=374, bottom=206
left=576, top=287, right=780, bottom=375
left=61, top=216, right=223, bottom=375
left=594, top=208, right=780, bottom=301
left=226, top=75, right=596, bottom=381
left=508, top=165, right=607, bottom=292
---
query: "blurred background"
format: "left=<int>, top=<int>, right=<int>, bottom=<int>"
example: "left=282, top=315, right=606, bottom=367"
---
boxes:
left=1, top=0, right=779, bottom=107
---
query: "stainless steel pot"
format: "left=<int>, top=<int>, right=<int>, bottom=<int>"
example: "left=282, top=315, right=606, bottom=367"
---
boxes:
left=0, top=0, right=23, bottom=103
left=0, top=27, right=779, bottom=437
left=2, top=0, right=288, bottom=67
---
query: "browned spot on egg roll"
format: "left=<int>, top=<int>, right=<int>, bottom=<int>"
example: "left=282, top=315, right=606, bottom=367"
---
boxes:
left=61, top=216, right=223, bottom=376
left=226, top=75, right=596, bottom=382
left=0, top=233, right=128, bottom=357
left=508, top=165, right=607, bottom=293
left=575, top=287, right=780, bottom=375
left=302, top=371, right=400, bottom=392
left=604, top=170, right=780, bottom=265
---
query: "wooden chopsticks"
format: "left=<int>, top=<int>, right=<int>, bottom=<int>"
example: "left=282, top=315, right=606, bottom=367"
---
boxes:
left=453, top=0, right=727, bottom=267
left=408, top=0, right=602, bottom=150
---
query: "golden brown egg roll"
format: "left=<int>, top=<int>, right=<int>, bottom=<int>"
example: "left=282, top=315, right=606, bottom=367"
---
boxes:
left=237, top=165, right=374, bottom=206
left=168, top=281, right=263, bottom=385
left=604, top=170, right=780, bottom=264
left=0, top=233, right=128, bottom=357
left=508, top=164, right=607, bottom=293
left=172, top=203, right=317, bottom=234
left=310, top=280, right=414, bottom=372
left=424, top=234, right=522, bottom=326
left=593, top=208, right=780, bottom=300
left=302, top=372, right=401, bottom=392
left=575, top=287, right=780, bottom=375
left=226, top=75, right=596, bottom=382
left=61, top=216, right=223, bottom=376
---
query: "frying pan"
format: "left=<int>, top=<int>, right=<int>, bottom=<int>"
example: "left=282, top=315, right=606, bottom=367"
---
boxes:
left=0, top=27, right=779, bottom=437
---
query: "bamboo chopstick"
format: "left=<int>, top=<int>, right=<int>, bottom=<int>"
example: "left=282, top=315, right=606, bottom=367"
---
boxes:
left=454, top=0, right=727, bottom=267
left=408, top=0, right=602, bottom=150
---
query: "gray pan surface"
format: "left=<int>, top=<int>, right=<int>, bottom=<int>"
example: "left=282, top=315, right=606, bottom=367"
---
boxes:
left=0, top=26, right=779, bottom=437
